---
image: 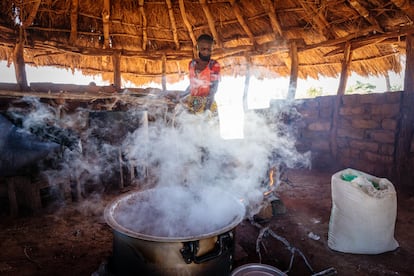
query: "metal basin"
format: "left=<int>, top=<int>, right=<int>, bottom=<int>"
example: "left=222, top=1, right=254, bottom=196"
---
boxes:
left=105, top=186, right=245, bottom=276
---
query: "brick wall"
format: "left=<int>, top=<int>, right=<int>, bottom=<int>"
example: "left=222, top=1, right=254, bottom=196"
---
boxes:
left=280, top=91, right=406, bottom=182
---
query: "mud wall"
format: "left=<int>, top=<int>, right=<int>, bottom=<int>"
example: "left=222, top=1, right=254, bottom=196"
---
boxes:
left=289, top=91, right=411, bottom=187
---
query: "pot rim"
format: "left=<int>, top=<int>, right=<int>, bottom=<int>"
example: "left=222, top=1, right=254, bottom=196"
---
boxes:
left=104, top=187, right=245, bottom=242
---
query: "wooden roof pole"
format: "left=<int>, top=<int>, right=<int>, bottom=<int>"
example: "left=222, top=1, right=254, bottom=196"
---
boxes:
left=162, top=54, right=167, bottom=91
left=13, top=29, right=29, bottom=91
left=139, top=0, right=148, bottom=51
left=259, top=0, right=283, bottom=37
left=390, top=0, right=414, bottom=22
left=347, top=0, right=383, bottom=33
left=112, top=51, right=121, bottom=90
left=230, top=0, right=256, bottom=46
left=331, top=41, right=352, bottom=159
left=13, top=0, right=42, bottom=91
left=199, top=0, right=222, bottom=48
left=178, top=0, right=197, bottom=57
left=165, top=0, right=180, bottom=50
left=299, top=0, right=335, bottom=40
left=22, top=0, right=41, bottom=28
left=405, top=34, right=414, bottom=93
left=395, top=33, right=414, bottom=188
left=102, top=0, right=111, bottom=49
left=69, top=0, right=79, bottom=44
left=287, top=40, right=298, bottom=100
left=324, top=37, right=387, bottom=57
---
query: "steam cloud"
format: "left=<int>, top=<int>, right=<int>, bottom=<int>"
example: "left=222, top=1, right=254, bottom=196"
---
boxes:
left=122, top=102, right=310, bottom=217
left=6, top=96, right=310, bottom=234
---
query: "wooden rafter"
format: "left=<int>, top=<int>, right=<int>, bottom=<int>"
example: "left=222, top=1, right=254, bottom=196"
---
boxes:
left=299, top=0, right=335, bottom=40
left=139, top=0, right=148, bottom=51
left=230, top=0, right=255, bottom=46
left=165, top=0, right=180, bottom=50
left=300, top=25, right=413, bottom=52
left=199, top=0, right=222, bottom=47
left=324, top=37, right=387, bottom=57
left=178, top=0, right=197, bottom=54
left=69, top=0, right=79, bottom=44
left=259, top=0, right=283, bottom=37
left=22, top=0, right=41, bottom=28
left=390, top=0, right=414, bottom=22
left=102, top=0, right=111, bottom=49
left=347, top=0, right=383, bottom=33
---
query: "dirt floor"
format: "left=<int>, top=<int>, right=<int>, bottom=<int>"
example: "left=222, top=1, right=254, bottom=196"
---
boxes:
left=0, top=168, right=413, bottom=276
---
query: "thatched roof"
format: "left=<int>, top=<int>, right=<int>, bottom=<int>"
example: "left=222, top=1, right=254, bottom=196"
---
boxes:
left=0, top=0, right=412, bottom=86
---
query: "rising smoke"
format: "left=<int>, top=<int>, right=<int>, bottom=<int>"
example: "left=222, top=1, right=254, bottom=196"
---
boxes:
left=5, top=95, right=310, bottom=230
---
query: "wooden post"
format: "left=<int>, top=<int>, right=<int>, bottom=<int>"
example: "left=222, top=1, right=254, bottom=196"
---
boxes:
left=162, top=54, right=167, bottom=91
left=385, top=71, right=391, bottom=91
left=395, top=33, right=414, bottom=190
left=7, top=178, right=18, bottom=216
left=243, top=56, right=251, bottom=111
left=13, top=29, right=29, bottom=91
left=287, top=40, right=298, bottom=100
left=70, top=0, right=79, bottom=44
left=118, top=148, right=124, bottom=190
left=404, top=34, right=414, bottom=93
left=112, top=51, right=121, bottom=90
left=142, top=110, right=149, bottom=180
left=102, top=0, right=111, bottom=49
left=138, top=0, right=148, bottom=51
left=331, top=41, right=352, bottom=158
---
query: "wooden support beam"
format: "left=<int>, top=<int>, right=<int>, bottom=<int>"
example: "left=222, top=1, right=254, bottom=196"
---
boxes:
left=165, top=0, right=180, bottom=50
left=259, top=0, right=283, bottom=37
left=112, top=51, right=121, bottom=90
left=230, top=0, right=256, bottom=46
left=0, top=89, right=170, bottom=106
left=347, top=0, right=383, bottom=33
left=337, top=42, right=352, bottom=97
left=139, top=0, right=148, bottom=51
left=287, top=40, right=298, bottom=100
left=324, top=37, right=387, bottom=57
left=102, top=0, right=111, bottom=49
left=179, top=0, right=197, bottom=57
left=162, top=54, right=167, bottom=91
left=7, top=179, right=18, bottom=217
left=199, top=0, right=222, bottom=48
left=299, top=0, right=335, bottom=40
left=22, top=0, right=41, bottom=28
left=405, top=34, right=414, bottom=92
left=70, top=0, right=79, bottom=44
left=395, top=33, right=414, bottom=190
left=13, top=29, right=29, bottom=91
left=331, top=42, right=352, bottom=159
left=243, top=55, right=251, bottom=111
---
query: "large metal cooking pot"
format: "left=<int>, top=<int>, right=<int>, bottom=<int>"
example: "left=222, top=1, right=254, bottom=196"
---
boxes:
left=104, top=186, right=245, bottom=276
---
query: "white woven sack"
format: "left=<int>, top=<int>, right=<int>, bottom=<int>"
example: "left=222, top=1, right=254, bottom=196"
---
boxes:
left=328, top=168, right=399, bottom=254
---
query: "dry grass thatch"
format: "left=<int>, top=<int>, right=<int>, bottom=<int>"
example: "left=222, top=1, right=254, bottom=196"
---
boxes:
left=0, top=0, right=412, bottom=86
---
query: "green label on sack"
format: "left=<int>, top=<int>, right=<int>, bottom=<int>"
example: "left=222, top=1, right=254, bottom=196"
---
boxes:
left=341, top=174, right=358, bottom=182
